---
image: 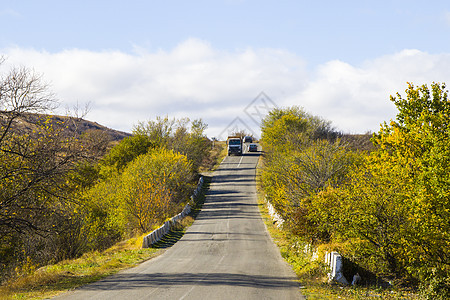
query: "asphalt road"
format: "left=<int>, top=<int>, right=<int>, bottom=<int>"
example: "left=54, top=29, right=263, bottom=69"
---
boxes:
left=56, top=148, right=304, bottom=299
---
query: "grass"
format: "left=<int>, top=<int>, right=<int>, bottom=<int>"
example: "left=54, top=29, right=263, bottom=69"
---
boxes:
left=199, top=141, right=226, bottom=174
left=0, top=214, right=204, bottom=300
left=0, top=236, right=162, bottom=300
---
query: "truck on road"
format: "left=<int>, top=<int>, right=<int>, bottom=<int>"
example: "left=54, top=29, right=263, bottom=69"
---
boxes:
left=227, top=136, right=243, bottom=156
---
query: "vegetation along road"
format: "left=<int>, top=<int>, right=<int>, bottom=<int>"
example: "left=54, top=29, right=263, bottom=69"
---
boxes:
left=56, top=148, right=305, bottom=299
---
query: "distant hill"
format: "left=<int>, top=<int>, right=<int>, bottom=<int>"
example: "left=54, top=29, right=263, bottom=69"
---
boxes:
left=5, top=113, right=131, bottom=142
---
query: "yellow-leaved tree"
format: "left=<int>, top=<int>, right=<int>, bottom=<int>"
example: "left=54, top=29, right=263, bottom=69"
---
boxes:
left=119, top=148, right=194, bottom=234
left=332, top=83, right=450, bottom=296
left=260, top=107, right=358, bottom=242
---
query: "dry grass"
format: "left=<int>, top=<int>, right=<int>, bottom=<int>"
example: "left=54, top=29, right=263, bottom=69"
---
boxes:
left=199, top=141, right=226, bottom=174
left=0, top=235, right=161, bottom=300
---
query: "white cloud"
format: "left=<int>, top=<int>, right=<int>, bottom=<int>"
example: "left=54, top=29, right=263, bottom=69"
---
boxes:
left=283, top=50, right=450, bottom=133
left=2, top=40, right=450, bottom=138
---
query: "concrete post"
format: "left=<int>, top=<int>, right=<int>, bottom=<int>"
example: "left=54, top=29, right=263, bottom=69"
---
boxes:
left=326, top=251, right=349, bottom=285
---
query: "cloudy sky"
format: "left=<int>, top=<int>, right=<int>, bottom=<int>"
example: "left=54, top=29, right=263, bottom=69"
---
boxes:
left=1, top=0, right=450, bottom=138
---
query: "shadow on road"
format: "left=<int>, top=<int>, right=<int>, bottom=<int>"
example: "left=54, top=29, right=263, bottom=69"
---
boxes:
left=152, top=176, right=211, bottom=249
left=77, top=272, right=300, bottom=291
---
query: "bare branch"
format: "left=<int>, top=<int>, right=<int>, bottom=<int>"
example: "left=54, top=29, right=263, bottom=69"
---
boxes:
left=0, top=66, right=58, bottom=146
left=0, top=66, right=57, bottom=113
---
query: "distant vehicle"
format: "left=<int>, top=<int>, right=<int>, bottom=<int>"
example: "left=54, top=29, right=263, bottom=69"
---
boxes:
left=248, top=144, right=258, bottom=152
left=243, top=136, right=253, bottom=143
left=227, top=136, right=243, bottom=155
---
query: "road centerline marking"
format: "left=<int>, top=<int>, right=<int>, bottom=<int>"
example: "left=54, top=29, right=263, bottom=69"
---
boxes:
left=237, top=155, right=244, bottom=168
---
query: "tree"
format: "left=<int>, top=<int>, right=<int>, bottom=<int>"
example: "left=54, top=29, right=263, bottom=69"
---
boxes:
left=260, top=107, right=354, bottom=242
left=133, top=116, right=210, bottom=172
left=0, top=66, right=65, bottom=236
left=373, top=83, right=450, bottom=279
left=332, top=83, right=450, bottom=288
left=133, top=116, right=174, bottom=148
left=119, top=148, right=193, bottom=233
left=0, top=65, right=56, bottom=145
left=0, top=65, right=96, bottom=279
left=83, top=148, right=194, bottom=238
left=99, top=134, right=153, bottom=175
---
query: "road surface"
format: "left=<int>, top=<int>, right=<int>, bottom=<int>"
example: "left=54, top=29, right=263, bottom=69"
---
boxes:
left=56, top=149, right=304, bottom=299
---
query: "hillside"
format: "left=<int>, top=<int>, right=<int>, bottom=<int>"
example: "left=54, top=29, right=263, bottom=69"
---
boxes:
left=6, top=113, right=131, bottom=142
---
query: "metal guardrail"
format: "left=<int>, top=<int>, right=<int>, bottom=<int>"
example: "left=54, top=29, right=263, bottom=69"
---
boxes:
left=142, top=176, right=204, bottom=248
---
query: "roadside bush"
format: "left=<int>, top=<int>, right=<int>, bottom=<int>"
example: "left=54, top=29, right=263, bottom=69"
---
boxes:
left=100, top=134, right=153, bottom=174
left=78, top=147, right=195, bottom=248
left=119, top=148, right=194, bottom=234
left=260, top=85, right=450, bottom=296
left=260, top=107, right=357, bottom=242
